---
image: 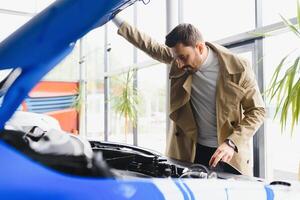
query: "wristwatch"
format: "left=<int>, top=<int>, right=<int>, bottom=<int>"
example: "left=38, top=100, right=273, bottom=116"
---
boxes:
left=225, top=139, right=238, bottom=153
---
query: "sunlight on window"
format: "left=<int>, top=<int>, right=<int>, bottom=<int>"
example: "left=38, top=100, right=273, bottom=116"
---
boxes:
left=137, top=64, right=167, bottom=154
left=262, top=0, right=297, bottom=26
left=84, top=28, right=105, bottom=141
left=0, top=13, right=31, bottom=42
left=0, top=0, right=54, bottom=13
left=44, top=44, right=80, bottom=81
left=136, top=0, right=166, bottom=63
left=107, top=6, right=134, bottom=71
left=183, top=0, right=255, bottom=41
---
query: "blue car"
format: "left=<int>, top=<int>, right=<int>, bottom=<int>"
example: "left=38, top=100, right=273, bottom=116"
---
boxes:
left=0, top=0, right=299, bottom=199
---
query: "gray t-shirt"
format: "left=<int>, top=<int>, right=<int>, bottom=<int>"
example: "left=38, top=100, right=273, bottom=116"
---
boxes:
left=191, top=46, right=220, bottom=148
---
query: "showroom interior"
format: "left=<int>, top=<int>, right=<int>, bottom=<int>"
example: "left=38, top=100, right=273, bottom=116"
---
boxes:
left=0, top=0, right=299, bottom=184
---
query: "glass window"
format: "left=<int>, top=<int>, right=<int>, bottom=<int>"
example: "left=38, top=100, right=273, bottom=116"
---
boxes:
left=137, top=64, right=167, bottom=154
left=84, top=27, right=105, bottom=141
left=0, top=13, right=31, bottom=42
left=263, top=31, right=300, bottom=181
left=84, top=28, right=105, bottom=79
left=0, top=0, right=36, bottom=13
left=107, top=6, right=134, bottom=72
left=136, top=0, right=166, bottom=63
left=0, top=0, right=55, bottom=13
left=86, top=79, right=105, bottom=141
left=0, top=3, right=77, bottom=82
left=34, top=0, right=55, bottom=13
left=183, top=0, right=255, bottom=41
left=262, top=0, right=297, bottom=26
left=44, top=42, right=80, bottom=81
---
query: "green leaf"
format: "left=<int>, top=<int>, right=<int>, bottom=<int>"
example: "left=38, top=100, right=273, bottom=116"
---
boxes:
left=274, top=97, right=285, bottom=120
left=289, top=79, right=300, bottom=134
left=266, top=54, right=289, bottom=99
left=276, top=76, right=287, bottom=106
left=280, top=14, right=300, bottom=37
left=295, top=80, right=300, bottom=124
left=267, top=56, right=300, bottom=133
left=287, top=59, right=299, bottom=95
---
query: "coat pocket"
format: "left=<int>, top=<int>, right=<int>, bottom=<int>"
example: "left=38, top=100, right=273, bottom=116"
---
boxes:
left=220, top=119, right=235, bottom=139
left=224, top=81, right=245, bottom=108
left=174, top=125, right=183, bottom=136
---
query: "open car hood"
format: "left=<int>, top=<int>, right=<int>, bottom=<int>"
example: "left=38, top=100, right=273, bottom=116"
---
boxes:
left=0, top=0, right=137, bottom=129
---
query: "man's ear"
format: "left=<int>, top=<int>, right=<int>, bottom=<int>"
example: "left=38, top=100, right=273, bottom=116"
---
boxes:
left=195, top=42, right=205, bottom=53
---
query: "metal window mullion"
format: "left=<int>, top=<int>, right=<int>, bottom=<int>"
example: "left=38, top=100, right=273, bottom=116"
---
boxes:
left=253, top=0, right=265, bottom=178
left=79, top=38, right=88, bottom=138
left=133, top=3, right=138, bottom=146
left=178, top=0, right=183, bottom=23
left=104, top=24, right=109, bottom=142
left=253, top=38, right=265, bottom=178
left=0, top=8, right=34, bottom=16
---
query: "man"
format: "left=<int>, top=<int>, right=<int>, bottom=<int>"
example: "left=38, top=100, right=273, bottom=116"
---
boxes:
left=112, top=16, right=266, bottom=176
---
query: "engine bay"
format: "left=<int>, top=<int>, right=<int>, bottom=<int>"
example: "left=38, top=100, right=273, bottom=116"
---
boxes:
left=0, top=129, right=263, bottom=183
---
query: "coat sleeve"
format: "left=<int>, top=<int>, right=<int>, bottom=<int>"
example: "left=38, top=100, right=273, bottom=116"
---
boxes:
left=117, top=21, right=174, bottom=64
left=227, top=60, right=266, bottom=151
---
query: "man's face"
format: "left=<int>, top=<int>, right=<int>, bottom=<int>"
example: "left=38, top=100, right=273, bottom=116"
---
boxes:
left=171, top=42, right=204, bottom=73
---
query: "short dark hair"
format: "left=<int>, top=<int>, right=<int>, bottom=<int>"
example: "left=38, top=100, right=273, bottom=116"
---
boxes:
left=165, top=23, right=203, bottom=48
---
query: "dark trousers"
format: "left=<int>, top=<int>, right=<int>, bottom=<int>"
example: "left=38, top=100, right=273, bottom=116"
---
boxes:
left=194, top=143, right=241, bottom=175
left=193, top=143, right=217, bottom=168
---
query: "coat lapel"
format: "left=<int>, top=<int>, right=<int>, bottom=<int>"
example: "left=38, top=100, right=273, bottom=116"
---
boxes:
left=169, top=69, right=196, bottom=140
left=206, top=42, right=245, bottom=75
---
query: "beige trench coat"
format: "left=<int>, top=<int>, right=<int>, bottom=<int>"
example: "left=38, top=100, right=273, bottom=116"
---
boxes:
left=118, top=22, right=266, bottom=176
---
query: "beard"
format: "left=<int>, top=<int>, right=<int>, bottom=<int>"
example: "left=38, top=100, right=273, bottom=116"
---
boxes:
left=183, top=65, right=199, bottom=74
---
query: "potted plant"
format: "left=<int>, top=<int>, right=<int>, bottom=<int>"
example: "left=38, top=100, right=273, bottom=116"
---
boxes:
left=111, top=68, right=140, bottom=142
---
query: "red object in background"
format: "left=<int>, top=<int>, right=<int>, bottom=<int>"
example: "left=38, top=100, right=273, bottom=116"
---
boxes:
left=46, top=108, right=79, bottom=135
left=23, top=81, right=79, bottom=135
left=29, top=81, right=78, bottom=98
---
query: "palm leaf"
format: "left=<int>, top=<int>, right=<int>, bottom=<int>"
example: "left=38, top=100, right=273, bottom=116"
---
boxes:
left=265, top=54, right=289, bottom=99
left=268, top=56, right=300, bottom=134
left=295, top=81, right=300, bottom=123
left=291, top=84, right=298, bottom=131
left=280, top=14, right=300, bottom=37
